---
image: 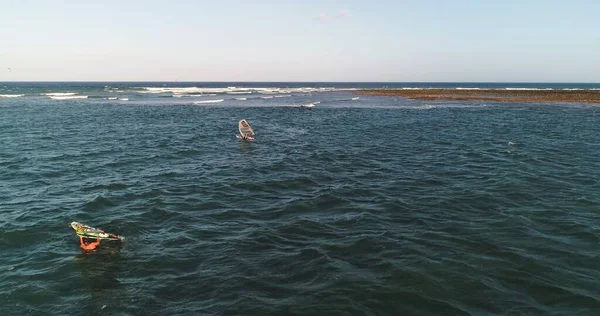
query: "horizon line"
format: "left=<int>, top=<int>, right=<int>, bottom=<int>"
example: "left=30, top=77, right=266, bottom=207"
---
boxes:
left=1, top=80, right=600, bottom=84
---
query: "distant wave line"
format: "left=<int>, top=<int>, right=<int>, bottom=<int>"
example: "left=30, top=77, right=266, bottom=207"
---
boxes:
left=193, top=99, right=224, bottom=104
left=43, top=92, right=77, bottom=96
left=49, top=95, right=88, bottom=100
left=136, top=86, right=340, bottom=95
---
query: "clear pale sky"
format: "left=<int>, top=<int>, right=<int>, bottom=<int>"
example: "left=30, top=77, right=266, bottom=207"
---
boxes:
left=1, top=0, right=599, bottom=82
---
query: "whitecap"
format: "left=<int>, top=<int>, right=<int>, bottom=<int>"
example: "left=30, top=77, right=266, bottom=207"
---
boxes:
left=505, top=88, right=553, bottom=91
left=44, top=92, right=77, bottom=96
left=193, top=99, right=224, bottom=104
left=136, top=86, right=342, bottom=96
left=0, top=94, right=24, bottom=98
left=50, top=95, right=88, bottom=100
left=302, top=101, right=320, bottom=107
left=139, top=87, right=251, bottom=95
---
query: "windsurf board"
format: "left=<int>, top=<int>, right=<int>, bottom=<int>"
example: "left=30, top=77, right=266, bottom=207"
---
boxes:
left=70, top=221, right=124, bottom=241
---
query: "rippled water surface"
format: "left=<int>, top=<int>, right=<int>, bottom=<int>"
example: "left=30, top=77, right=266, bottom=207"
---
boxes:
left=1, top=83, right=600, bottom=315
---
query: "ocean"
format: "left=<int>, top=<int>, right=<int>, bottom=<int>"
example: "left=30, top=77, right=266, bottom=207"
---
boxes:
left=1, top=82, right=599, bottom=315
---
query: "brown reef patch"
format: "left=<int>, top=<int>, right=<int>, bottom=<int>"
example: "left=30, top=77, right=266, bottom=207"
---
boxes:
left=356, top=89, right=600, bottom=104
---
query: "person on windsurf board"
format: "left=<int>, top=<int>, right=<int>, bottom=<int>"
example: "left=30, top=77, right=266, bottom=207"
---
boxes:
left=71, top=222, right=124, bottom=251
left=237, top=119, right=255, bottom=141
left=79, top=236, right=102, bottom=251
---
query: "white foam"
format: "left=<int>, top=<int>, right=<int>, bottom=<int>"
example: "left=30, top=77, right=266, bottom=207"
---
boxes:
left=505, top=88, right=553, bottom=91
left=455, top=87, right=480, bottom=90
left=119, top=98, right=129, bottom=101
left=193, top=99, right=224, bottom=104
left=50, top=95, right=88, bottom=100
left=138, top=86, right=341, bottom=96
left=141, top=87, right=200, bottom=94
left=235, top=98, right=247, bottom=101
left=261, top=96, right=274, bottom=99
left=302, top=101, right=320, bottom=107
left=173, top=93, right=217, bottom=97
left=140, top=87, right=252, bottom=95
left=44, top=92, right=76, bottom=96
left=0, top=94, right=24, bottom=98
left=106, top=97, right=118, bottom=100
left=274, top=95, right=291, bottom=98
left=351, top=97, right=359, bottom=100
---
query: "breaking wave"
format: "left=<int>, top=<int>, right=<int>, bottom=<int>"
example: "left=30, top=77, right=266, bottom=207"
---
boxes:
left=43, top=92, right=77, bottom=96
left=49, top=96, right=88, bottom=100
left=505, top=88, right=554, bottom=91
left=136, top=86, right=339, bottom=97
left=302, top=101, right=320, bottom=108
left=193, top=99, right=224, bottom=104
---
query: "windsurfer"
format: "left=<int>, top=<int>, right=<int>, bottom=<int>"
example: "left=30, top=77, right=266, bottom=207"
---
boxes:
left=237, top=119, right=254, bottom=141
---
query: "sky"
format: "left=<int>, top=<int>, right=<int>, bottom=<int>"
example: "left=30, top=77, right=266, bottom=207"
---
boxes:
left=1, top=0, right=599, bottom=82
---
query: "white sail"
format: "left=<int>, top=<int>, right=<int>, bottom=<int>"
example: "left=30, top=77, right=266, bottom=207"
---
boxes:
left=238, top=119, right=255, bottom=137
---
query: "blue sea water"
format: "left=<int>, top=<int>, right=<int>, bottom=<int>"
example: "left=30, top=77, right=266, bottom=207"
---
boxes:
left=1, top=82, right=600, bottom=315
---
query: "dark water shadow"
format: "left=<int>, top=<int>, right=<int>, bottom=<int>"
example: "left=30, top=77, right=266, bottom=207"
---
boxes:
left=74, top=240, right=123, bottom=289
left=238, top=139, right=256, bottom=154
left=73, top=241, right=125, bottom=314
